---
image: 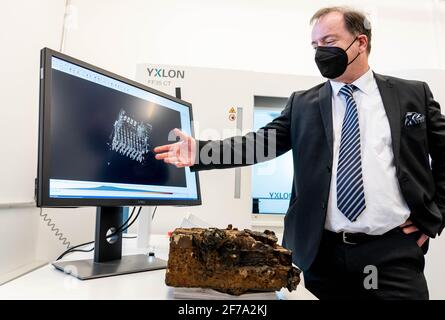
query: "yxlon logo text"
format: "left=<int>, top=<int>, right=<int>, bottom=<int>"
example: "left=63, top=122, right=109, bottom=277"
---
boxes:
left=147, top=68, right=185, bottom=79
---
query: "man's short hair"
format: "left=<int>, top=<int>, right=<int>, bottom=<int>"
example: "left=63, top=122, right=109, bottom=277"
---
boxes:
left=310, top=6, right=372, bottom=54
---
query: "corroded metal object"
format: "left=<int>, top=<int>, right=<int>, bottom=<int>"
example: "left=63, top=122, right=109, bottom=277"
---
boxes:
left=165, top=225, right=301, bottom=295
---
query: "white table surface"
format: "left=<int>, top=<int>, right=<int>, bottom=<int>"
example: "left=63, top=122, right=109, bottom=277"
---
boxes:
left=0, top=234, right=316, bottom=300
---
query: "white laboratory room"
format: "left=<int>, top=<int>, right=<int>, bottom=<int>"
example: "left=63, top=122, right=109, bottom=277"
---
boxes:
left=1, top=0, right=445, bottom=309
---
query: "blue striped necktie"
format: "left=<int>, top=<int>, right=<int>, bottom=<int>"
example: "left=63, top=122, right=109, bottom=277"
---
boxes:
left=336, top=84, right=366, bottom=221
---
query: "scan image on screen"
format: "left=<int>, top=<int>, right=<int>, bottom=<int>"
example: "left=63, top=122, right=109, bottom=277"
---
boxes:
left=48, top=57, right=198, bottom=201
left=109, top=109, right=152, bottom=164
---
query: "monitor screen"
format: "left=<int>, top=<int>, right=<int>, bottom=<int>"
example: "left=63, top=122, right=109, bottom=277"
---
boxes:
left=252, top=108, right=292, bottom=214
left=37, top=49, right=200, bottom=207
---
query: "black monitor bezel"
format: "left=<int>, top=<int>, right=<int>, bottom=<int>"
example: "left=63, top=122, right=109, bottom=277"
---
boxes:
left=37, top=47, right=201, bottom=207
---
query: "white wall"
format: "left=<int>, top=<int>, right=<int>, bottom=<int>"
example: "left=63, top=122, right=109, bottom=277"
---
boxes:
left=0, top=0, right=64, bottom=202
left=1, top=0, right=445, bottom=297
left=60, top=0, right=445, bottom=76
left=0, top=0, right=65, bottom=279
left=0, top=0, right=96, bottom=281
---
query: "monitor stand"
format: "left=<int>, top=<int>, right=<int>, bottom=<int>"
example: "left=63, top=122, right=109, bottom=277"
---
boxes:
left=52, top=206, right=167, bottom=280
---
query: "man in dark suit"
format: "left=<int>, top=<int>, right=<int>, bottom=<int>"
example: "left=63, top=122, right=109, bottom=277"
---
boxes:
left=154, top=6, right=445, bottom=299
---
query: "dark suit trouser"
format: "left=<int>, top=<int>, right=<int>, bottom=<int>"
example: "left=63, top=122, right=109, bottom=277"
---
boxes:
left=304, top=228, right=429, bottom=300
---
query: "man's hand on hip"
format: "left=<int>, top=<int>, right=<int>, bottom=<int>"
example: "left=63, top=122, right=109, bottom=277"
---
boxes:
left=400, top=219, right=429, bottom=247
left=154, top=128, right=196, bottom=168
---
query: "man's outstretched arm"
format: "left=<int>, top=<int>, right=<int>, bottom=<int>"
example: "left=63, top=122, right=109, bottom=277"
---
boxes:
left=154, top=92, right=296, bottom=171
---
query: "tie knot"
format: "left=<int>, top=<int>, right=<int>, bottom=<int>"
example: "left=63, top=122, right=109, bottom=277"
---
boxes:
left=339, top=84, right=357, bottom=98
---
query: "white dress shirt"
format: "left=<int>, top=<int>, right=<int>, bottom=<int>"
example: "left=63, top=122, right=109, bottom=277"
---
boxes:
left=325, top=68, right=410, bottom=235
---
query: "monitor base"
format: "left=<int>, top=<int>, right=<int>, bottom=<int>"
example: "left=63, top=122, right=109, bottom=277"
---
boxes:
left=52, top=254, right=167, bottom=280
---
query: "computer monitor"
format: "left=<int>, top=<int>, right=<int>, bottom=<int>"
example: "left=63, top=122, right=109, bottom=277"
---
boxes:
left=37, top=48, right=201, bottom=279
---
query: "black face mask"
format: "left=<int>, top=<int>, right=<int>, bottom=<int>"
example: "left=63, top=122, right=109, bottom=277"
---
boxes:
left=314, top=37, right=360, bottom=79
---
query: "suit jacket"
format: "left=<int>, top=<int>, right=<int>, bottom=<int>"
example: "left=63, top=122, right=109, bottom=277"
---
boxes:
left=191, top=73, right=445, bottom=271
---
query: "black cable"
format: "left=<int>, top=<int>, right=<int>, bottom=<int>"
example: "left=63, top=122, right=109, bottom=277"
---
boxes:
left=56, top=240, right=95, bottom=260
left=111, top=206, right=137, bottom=234
left=151, top=206, right=157, bottom=220
left=122, top=206, right=157, bottom=238
left=56, top=206, right=155, bottom=260
left=121, top=206, right=142, bottom=232
left=66, top=247, right=95, bottom=254
left=107, top=207, right=137, bottom=235
left=56, top=206, right=137, bottom=260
